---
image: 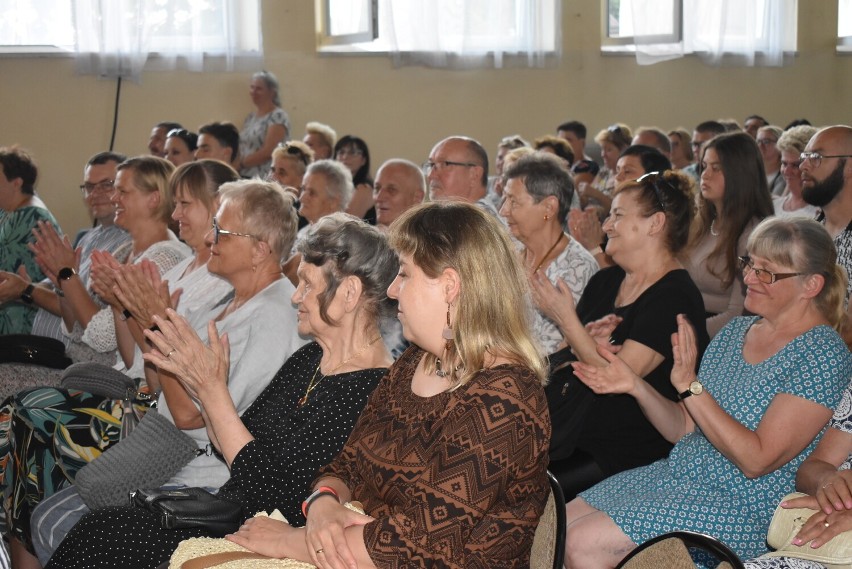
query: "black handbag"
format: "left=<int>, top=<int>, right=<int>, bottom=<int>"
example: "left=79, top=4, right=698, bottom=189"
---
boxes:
left=545, top=346, right=597, bottom=462
left=0, top=334, right=72, bottom=369
left=130, top=487, right=244, bottom=537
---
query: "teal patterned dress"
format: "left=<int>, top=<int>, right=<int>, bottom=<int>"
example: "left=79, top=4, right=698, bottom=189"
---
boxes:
left=0, top=205, right=61, bottom=334
left=580, top=317, right=852, bottom=560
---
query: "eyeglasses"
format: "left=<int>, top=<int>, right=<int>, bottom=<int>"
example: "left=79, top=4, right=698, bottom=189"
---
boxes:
left=79, top=179, right=115, bottom=196
left=738, top=256, right=803, bottom=285
left=800, top=151, right=852, bottom=169
left=336, top=147, right=363, bottom=158
left=279, top=142, right=310, bottom=166
left=636, top=171, right=674, bottom=211
left=212, top=217, right=260, bottom=245
left=421, top=160, right=479, bottom=175
left=756, top=138, right=777, bottom=147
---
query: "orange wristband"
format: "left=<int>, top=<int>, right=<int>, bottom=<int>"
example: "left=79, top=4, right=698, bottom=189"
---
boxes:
left=302, top=486, right=339, bottom=518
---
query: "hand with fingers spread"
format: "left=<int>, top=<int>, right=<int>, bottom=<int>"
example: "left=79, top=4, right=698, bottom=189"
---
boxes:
left=571, top=345, right=641, bottom=395
left=304, top=499, right=374, bottom=569
left=113, top=261, right=180, bottom=329
left=585, top=314, right=623, bottom=354
left=89, top=250, right=125, bottom=307
left=143, top=313, right=231, bottom=402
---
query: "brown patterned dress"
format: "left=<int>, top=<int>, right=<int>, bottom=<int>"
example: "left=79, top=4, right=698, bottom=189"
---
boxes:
left=318, top=346, right=551, bottom=569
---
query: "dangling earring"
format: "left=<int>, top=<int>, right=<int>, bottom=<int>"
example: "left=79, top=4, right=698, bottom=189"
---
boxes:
left=442, top=303, right=453, bottom=351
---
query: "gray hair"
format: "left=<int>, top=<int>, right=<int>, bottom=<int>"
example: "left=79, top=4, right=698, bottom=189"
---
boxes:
left=218, top=180, right=298, bottom=263
left=305, top=159, right=354, bottom=210
left=503, top=153, right=574, bottom=226
left=297, top=213, right=399, bottom=326
left=252, top=71, right=281, bottom=107
left=777, top=125, right=819, bottom=154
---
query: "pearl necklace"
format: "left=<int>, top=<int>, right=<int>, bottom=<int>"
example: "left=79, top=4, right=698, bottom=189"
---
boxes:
left=710, top=219, right=719, bottom=237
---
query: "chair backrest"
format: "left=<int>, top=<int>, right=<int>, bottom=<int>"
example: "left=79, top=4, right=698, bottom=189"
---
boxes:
left=616, top=531, right=745, bottom=569
left=529, top=471, right=566, bottom=569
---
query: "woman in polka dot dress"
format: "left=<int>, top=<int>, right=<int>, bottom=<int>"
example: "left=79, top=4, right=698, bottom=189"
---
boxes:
left=565, top=217, right=852, bottom=567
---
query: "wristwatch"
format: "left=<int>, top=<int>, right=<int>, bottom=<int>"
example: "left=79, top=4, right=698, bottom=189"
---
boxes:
left=678, top=380, right=704, bottom=400
left=57, top=267, right=76, bottom=289
left=20, top=283, right=35, bottom=305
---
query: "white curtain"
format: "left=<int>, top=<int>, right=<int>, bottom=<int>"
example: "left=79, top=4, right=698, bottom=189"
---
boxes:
left=380, top=0, right=559, bottom=69
left=73, top=0, right=262, bottom=83
left=631, top=0, right=797, bottom=66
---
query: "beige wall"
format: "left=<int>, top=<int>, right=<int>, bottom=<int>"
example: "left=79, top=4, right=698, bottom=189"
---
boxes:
left=1, top=0, right=850, bottom=235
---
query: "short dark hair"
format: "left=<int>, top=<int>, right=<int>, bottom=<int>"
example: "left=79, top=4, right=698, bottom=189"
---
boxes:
left=694, top=120, right=727, bottom=136
left=167, top=128, right=198, bottom=152
left=0, top=145, right=38, bottom=195
left=199, top=121, right=240, bottom=162
left=785, top=118, right=812, bottom=130
left=620, top=145, right=672, bottom=175
left=87, top=151, right=127, bottom=167
left=557, top=120, right=587, bottom=139
left=334, top=135, right=373, bottom=187
left=156, top=121, right=183, bottom=132
left=744, top=114, right=768, bottom=126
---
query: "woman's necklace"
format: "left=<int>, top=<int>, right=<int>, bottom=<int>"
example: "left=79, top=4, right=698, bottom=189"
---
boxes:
left=298, top=336, right=382, bottom=407
left=710, top=218, right=719, bottom=237
left=528, top=232, right=565, bottom=274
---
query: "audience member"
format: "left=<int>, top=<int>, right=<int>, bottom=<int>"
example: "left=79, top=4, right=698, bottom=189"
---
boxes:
left=164, top=128, right=198, bottom=167
left=744, top=114, right=769, bottom=139
left=147, top=121, right=182, bottom=157
left=719, top=118, right=743, bottom=132
left=801, top=125, right=852, bottom=344
left=785, top=118, right=813, bottom=130
left=683, top=120, right=726, bottom=181
left=632, top=126, right=672, bottom=160
left=238, top=71, right=290, bottom=179
left=684, top=132, right=773, bottom=337
left=534, top=134, right=575, bottom=166
left=667, top=128, right=694, bottom=170
left=373, top=159, right=425, bottom=230
left=587, top=123, right=632, bottom=211
left=557, top=120, right=590, bottom=162
left=211, top=201, right=550, bottom=568
left=500, top=153, right=598, bottom=353
left=302, top=121, right=336, bottom=160
left=0, top=151, right=130, bottom=367
left=570, top=158, right=599, bottom=192
left=567, top=217, right=851, bottom=564
left=774, top=124, right=820, bottom=219
left=758, top=125, right=786, bottom=196
left=269, top=141, right=313, bottom=195
left=334, top=135, right=375, bottom=223
left=0, top=146, right=61, bottom=334
left=537, top=171, right=709, bottom=500
left=488, top=134, right=529, bottom=206
left=195, top=121, right=240, bottom=165
left=424, top=135, right=498, bottom=217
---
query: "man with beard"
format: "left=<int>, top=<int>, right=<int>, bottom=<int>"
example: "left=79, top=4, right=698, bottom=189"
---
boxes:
left=801, top=125, right=852, bottom=343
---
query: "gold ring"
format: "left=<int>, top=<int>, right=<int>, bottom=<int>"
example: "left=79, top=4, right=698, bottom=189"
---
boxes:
left=316, top=548, right=324, bottom=554
left=166, top=349, right=176, bottom=358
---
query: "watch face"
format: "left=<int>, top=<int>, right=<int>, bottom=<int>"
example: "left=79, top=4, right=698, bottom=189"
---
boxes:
left=58, top=267, right=76, bottom=281
left=689, top=381, right=704, bottom=395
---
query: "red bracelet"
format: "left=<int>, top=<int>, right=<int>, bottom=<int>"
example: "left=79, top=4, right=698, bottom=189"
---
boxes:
left=302, top=486, right=340, bottom=518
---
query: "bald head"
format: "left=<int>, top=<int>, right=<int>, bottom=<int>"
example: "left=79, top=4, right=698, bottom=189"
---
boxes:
left=374, top=159, right=426, bottom=228
left=425, top=136, right=488, bottom=202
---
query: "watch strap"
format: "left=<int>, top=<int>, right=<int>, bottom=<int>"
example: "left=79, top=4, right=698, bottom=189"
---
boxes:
left=20, top=283, right=35, bottom=305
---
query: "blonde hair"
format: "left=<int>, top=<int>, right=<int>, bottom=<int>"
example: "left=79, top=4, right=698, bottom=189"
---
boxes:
left=388, top=201, right=547, bottom=386
left=117, top=156, right=175, bottom=223
left=747, top=217, right=848, bottom=331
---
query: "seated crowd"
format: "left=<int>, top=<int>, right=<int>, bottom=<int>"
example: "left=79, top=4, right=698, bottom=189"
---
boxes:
left=1, top=72, right=852, bottom=567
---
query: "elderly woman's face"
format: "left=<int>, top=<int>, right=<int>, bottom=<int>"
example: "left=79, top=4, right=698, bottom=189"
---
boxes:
left=291, top=261, right=338, bottom=338
left=499, top=177, right=552, bottom=243
left=299, top=172, right=341, bottom=224
left=742, top=253, right=804, bottom=318
left=206, top=202, right=256, bottom=278
left=269, top=155, right=304, bottom=189
left=615, top=155, right=646, bottom=184
left=600, top=142, right=620, bottom=171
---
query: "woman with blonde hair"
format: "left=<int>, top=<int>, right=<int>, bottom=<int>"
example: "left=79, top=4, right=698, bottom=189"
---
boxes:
left=568, top=217, right=851, bottom=565
left=584, top=123, right=632, bottom=212
left=221, top=201, right=551, bottom=568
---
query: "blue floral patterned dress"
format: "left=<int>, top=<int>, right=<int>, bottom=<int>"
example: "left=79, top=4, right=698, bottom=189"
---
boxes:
left=580, top=316, right=852, bottom=560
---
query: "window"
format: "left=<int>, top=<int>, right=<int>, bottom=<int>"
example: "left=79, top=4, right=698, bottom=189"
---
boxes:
left=603, top=0, right=797, bottom=67
left=0, top=0, right=261, bottom=80
left=319, top=0, right=559, bottom=69
left=840, top=0, right=852, bottom=52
